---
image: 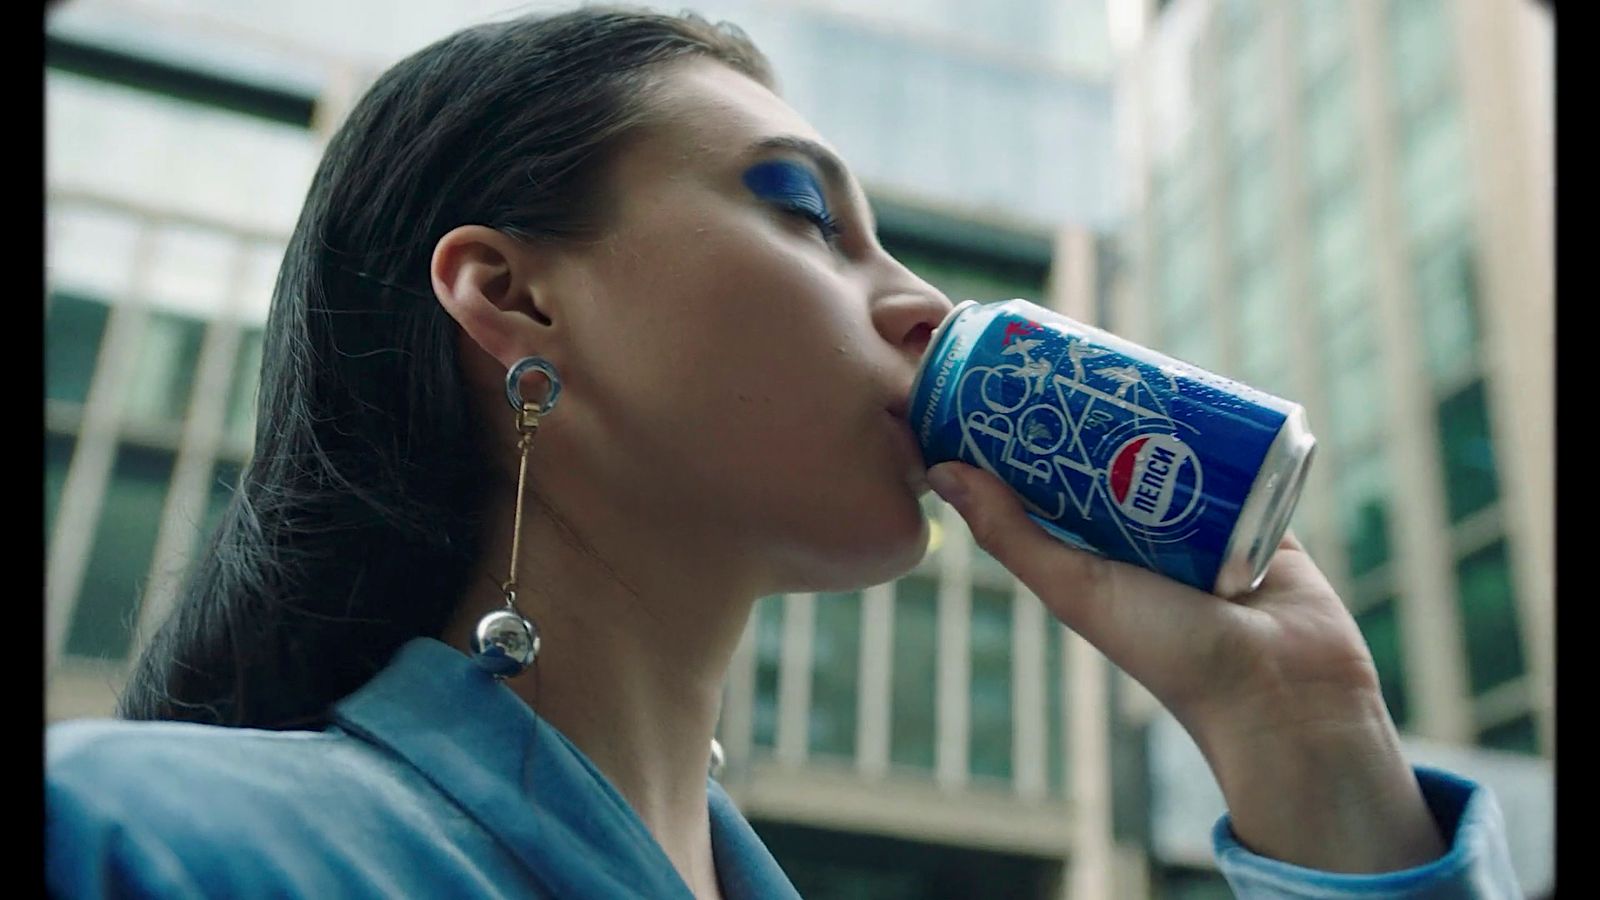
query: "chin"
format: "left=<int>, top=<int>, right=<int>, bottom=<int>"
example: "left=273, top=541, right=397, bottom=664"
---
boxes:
left=790, top=495, right=930, bottom=592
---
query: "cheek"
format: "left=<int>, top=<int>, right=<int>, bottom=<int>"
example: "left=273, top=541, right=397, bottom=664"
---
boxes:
left=587, top=223, right=857, bottom=421
left=566, top=215, right=928, bottom=574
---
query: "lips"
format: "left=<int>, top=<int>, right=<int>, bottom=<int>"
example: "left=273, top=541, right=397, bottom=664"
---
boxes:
left=874, top=386, right=931, bottom=495
left=883, top=406, right=928, bottom=480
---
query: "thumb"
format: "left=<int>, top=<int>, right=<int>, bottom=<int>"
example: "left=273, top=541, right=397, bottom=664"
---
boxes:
left=924, top=461, right=1112, bottom=611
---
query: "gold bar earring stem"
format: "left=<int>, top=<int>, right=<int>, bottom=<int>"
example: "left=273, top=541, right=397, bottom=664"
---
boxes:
left=504, top=403, right=540, bottom=603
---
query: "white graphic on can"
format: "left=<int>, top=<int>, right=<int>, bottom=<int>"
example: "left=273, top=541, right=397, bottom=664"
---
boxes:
left=953, top=325, right=1208, bottom=568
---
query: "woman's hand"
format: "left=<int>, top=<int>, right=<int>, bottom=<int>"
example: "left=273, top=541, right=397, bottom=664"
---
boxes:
left=926, top=460, right=1448, bottom=874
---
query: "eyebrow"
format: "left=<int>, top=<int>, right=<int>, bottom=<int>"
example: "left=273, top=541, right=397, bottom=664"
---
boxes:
left=747, top=135, right=875, bottom=232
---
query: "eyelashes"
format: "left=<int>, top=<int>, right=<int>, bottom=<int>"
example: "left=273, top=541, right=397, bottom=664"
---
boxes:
left=794, top=207, right=843, bottom=243
left=742, top=160, right=844, bottom=246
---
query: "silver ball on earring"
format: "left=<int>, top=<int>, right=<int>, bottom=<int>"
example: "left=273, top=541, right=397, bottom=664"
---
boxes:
left=471, top=609, right=540, bottom=678
left=709, top=737, right=726, bottom=778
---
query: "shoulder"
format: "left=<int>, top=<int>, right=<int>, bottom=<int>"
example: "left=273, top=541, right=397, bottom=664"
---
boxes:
left=46, top=718, right=433, bottom=898
left=50, top=716, right=343, bottom=771
left=48, top=718, right=362, bottom=818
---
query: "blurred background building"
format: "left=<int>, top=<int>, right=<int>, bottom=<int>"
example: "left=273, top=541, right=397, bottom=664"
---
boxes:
left=44, top=0, right=1552, bottom=896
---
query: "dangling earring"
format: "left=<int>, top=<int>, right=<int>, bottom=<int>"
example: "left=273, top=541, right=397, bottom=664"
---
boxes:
left=470, top=356, right=563, bottom=679
left=709, top=737, right=726, bottom=778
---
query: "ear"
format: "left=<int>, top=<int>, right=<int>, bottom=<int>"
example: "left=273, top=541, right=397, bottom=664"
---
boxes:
left=430, top=225, right=563, bottom=372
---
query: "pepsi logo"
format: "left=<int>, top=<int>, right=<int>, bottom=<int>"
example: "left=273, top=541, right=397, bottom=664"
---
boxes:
left=1108, top=433, right=1202, bottom=529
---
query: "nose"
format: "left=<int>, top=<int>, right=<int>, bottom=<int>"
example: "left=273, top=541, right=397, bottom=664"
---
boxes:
left=871, top=279, right=954, bottom=363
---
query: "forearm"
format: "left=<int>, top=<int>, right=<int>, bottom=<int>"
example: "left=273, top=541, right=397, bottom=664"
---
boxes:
left=1196, top=686, right=1446, bottom=874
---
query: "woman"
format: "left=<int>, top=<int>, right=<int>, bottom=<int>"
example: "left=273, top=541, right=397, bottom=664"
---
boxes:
left=46, top=7, right=1520, bottom=898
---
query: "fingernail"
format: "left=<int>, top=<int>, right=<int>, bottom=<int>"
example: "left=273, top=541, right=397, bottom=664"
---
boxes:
left=927, top=465, right=965, bottom=504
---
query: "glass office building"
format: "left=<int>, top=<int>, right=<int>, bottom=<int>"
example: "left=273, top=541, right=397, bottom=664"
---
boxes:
left=1109, top=0, right=1552, bottom=893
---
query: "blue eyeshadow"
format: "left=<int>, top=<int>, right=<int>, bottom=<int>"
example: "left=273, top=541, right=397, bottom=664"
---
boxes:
left=742, top=160, right=830, bottom=218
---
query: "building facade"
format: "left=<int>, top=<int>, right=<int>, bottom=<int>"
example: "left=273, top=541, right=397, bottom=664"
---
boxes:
left=1106, top=0, right=1553, bottom=892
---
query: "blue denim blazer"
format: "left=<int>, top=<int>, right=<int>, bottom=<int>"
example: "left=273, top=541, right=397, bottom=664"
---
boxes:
left=46, top=638, right=1522, bottom=898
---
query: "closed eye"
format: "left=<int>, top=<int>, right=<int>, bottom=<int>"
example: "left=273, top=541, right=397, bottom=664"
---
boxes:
left=744, top=159, right=845, bottom=249
left=784, top=205, right=842, bottom=244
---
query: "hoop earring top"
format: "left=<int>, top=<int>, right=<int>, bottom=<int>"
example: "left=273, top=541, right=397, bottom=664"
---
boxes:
left=505, top=356, right=561, bottom=416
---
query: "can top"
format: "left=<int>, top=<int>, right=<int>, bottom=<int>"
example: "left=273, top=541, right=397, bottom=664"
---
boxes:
left=908, top=300, right=981, bottom=410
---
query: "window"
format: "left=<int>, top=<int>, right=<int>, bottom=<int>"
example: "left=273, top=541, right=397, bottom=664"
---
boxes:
left=1222, top=24, right=1269, bottom=149
left=44, top=44, right=312, bottom=666
left=46, top=292, right=112, bottom=405
left=1162, top=316, right=1221, bottom=375
left=891, top=577, right=939, bottom=772
left=198, top=460, right=243, bottom=555
left=1302, top=64, right=1358, bottom=188
left=1234, top=261, right=1288, bottom=383
left=1478, top=714, right=1540, bottom=756
left=1229, top=143, right=1276, bottom=265
left=1435, top=380, right=1501, bottom=523
left=1323, top=337, right=1385, bottom=452
left=1386, top=0, right=1453, bottom=113
left=64, top=443, right=176, bottom=660
left=1354, top=597, right=1410, bottom=729
left=1156, top=161, right=1205, bottom=237
left=1157, top=227, right=1218, bottom=370
left=752, top=595, right=784, bottom=750
left=810, top=590, right=862, bottom=760
left=1415, top=232, right=1481, bottom=388
left=793, top=18, right=1111, bottom=226
left=1297, top=0, right=1350, bottom=80
left=225, top=328, right=265, bottom=449
left=1336, top=450, right=1393, bottom=579
left=968, top=586, right=1013, bottom=782
left=1311, top=188, right=1370, bottom=311
left=1160, top=220, right=1212, bottom=325
left=46, top=433, right=77, bottom=543
left=123, top=311, right=207, bottom=427
left=971, top=541, right=1017, bottom=591
left=1318, top=276, right=1385, bottom=454
left=1456, top=540, right=1525, bottom=696
left=1314, top=270, right=1373, bottom=349
left=1046, top=622, right=1066, bottom=795
left=1217, top=0, right=1258, bottom=30
left=1398, top=98, right=1471, bottom=245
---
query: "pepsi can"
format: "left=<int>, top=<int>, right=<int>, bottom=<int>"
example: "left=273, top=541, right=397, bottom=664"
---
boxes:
left=909, top=299, right=1316, bottom=597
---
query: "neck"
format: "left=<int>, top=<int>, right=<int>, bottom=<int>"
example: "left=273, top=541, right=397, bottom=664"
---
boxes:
left=442, top=486, right=753, bottom=899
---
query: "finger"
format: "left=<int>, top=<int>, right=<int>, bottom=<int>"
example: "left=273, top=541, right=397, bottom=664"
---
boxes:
left=1278, top=528, right=1303, bottom=552
left=925, top=460, right=1120, bottom=628
left=926, top=460, right=1247, bottom=709
left=1254, top=527, right=1336, bottom=595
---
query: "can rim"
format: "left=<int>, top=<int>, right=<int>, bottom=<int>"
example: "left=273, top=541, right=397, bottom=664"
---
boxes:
left=906, top=299, right=981, bottom=428
left=1213, top=405, right=1317, bottom=597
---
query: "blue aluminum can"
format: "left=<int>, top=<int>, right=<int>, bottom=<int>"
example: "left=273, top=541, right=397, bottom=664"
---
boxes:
left=909, top=299, right=1316, bottom=597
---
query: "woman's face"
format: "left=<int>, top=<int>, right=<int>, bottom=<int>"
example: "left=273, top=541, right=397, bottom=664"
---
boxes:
left=545, top=57, right=954, bottom=593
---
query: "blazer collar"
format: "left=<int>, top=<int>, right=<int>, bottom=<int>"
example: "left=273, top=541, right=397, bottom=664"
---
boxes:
left=330, top=637, right=799, bottom=900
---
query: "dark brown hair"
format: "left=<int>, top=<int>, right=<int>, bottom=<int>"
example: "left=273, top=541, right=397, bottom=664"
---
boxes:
left=118, top=7, right=774, bottom=729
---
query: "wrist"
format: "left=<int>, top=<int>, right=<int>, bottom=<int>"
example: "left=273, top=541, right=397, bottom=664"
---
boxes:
left=1194, top=686, right=1447, bottom=874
